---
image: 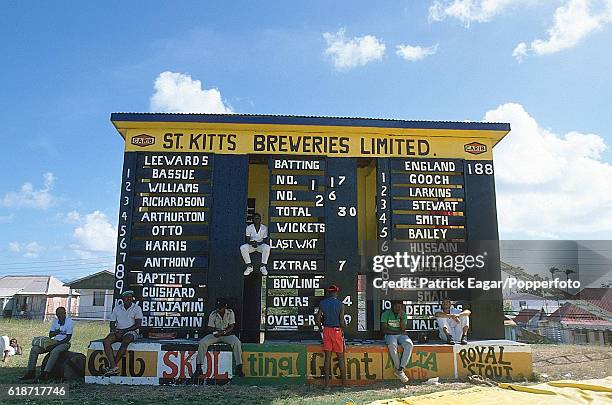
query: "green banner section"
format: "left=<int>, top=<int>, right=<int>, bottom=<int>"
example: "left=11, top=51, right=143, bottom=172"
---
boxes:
left=235, top=343, right=307, bottom=385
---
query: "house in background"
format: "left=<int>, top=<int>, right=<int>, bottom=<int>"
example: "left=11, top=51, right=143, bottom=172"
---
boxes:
left=504, top=292, right=561, bottom=315
left=0, top=275, right=78, bottom=320
left=539, top=288, right=612, bottom=345
left=64, top=270, right=114, bottom=320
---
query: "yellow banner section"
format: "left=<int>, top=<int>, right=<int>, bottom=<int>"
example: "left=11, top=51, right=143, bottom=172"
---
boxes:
left=119, top=124, right=504, bottom=159
left=85, top=349, right=158, bottom=377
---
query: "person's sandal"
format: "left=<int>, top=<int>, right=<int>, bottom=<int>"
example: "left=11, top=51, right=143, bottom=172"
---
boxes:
left=104, top=367, right=119, bottom=377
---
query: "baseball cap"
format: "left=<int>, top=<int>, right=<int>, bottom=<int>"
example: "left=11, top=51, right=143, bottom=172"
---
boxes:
left=121, top=290, right=135, bottom=297
left=327, top=284, right=340, bottom=293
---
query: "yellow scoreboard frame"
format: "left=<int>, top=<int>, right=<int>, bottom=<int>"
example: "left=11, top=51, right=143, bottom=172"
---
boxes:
left=110, top=113, right=510, bottom=341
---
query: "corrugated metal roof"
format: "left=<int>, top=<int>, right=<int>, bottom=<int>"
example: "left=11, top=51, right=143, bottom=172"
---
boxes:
left=513, top=308, right=540, bottom=324
left=549, top=302, right=605, bottom=322
left=64, top=269, right=114, bottom=289
left=574, top=288, right=612, bottom=313
left=110, top=112, right=511, bottom=132
left=0, top=275, right=70, bottom=295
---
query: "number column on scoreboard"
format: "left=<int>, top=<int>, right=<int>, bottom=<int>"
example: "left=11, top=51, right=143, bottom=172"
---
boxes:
left=113, top=152, right=137, bottom=306
left=126, top=153, right=212, bottom=334
left=376, top=158, right=392, bottom=287
left=388, top=158, right=468, bottom=334
left=464, top=159, right=504, bottom=339
left=324, top=158, right=359, bottom=335
left=266, top=157, right=326, bottom=333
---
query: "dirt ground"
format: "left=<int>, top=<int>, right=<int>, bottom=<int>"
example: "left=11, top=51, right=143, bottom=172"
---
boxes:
left=531, top=343, right=612, bottom=380
left=1, top=320, right=610, bottom=404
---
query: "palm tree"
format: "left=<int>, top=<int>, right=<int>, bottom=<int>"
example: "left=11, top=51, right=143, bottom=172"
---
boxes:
left=549, top=267, right=560, bottom=280
left=564, top=269, right=576, bottom=293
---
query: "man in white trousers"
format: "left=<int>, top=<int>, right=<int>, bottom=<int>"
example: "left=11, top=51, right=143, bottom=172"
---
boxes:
left=240, top=213, right=270, bottom=276
left=435, top=298, right=471, bottom=345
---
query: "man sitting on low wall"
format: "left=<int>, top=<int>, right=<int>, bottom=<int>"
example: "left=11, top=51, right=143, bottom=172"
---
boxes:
left=435, top=298, right=471, bottom=345
left=381, top=301, right=412, bottom=383
left=20, top=306, right=73, bottom=381
left=191, top=298, right=244, bottom=381
left=102, top=290, right=143, bottom=376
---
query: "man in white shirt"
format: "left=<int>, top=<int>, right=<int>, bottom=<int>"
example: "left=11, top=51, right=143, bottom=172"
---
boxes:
left=435, top=298, right=471, bottom=345
left=240, top=213, right=270, bottom=276
left=1, top=336, right=21, bottom=362
left=21, top=306, right=74, bottom=381
left=102, top=290, right=143, bottom=376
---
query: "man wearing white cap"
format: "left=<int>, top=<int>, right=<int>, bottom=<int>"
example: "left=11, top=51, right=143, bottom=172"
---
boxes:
left=102, top=290, right=143, bottom=376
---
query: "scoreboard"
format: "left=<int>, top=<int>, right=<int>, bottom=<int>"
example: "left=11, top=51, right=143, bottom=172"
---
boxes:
left=264, top=157, right=359, bottom=334
left=110, top=113, right=509, bottom=340
left=376, top=157, right=499, bottom=336
left=114, top=153, right=212, bottom=333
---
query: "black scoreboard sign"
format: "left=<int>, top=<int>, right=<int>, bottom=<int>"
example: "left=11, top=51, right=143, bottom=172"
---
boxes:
left=111, top=114, right=508, bottom=340
left=265, top=157, right=359, bottom=334
left=113, top=153, right=212, bottom=333
left=376, top=158, right=497, bottom=334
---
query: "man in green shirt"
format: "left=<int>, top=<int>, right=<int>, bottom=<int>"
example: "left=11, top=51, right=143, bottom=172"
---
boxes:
left=381, top=301, right=413, bottom=384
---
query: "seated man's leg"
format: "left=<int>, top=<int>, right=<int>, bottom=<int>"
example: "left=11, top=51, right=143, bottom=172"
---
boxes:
left=397, top=335, right=414, bottom=369
left=384, top=334, right=401, bottom=370
left=240, top=244, right=255, bottom=265
left=437, top=318, right=452, bottom=341
left=195, top=334, right=220, bottom=373
left=22, top=344, right=46, bottom=378
left=259, top=244, right=271, bottom=265
left=102, top=333, right=120, bottom=370
left=459, top=314, right=470, bottom=343
left=255, top=244, right=270, bottom=274
left=220, top=334, right=244, bottom=375
left=114, top=333, right=135, bottom=366
left=448, top=319, right=464, bottom=342
left=42, top=342, right=71, bottom=374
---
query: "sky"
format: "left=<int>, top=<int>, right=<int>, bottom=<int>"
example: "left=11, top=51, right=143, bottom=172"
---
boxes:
left=1, top=0, right=611, bottom=281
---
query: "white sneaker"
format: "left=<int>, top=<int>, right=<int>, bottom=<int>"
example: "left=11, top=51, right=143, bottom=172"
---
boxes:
left=394, top=369, right=409, bottom=383
left=260, top=265, right=268, bottom=275
left=243, top=265, right=253, bottom=276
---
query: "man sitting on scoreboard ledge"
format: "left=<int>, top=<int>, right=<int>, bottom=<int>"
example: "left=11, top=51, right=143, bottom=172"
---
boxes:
left=240, top=212, right=270, bottom=276
left=381, top=301, right=413, bottom=383
left=191, top=298, right=245, bottom=381
left=102, top=290, right=143, bottom=376
left=435, top=298, right=470, bottom=345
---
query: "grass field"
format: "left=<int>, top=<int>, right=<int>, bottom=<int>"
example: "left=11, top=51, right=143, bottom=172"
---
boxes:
left=1, top=319, right=610, bottom=404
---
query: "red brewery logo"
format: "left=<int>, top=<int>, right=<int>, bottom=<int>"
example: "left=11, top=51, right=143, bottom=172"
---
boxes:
left=131, top=133, right=155, bottom=147
left=464, top=142, right=487, bottom=155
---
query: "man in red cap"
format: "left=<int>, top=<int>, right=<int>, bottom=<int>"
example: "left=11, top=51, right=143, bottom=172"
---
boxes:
left=315, top=284, right=347, bottom=388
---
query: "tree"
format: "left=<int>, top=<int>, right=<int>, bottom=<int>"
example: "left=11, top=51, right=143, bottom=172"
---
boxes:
left=564, top=269, right=576, bottom=293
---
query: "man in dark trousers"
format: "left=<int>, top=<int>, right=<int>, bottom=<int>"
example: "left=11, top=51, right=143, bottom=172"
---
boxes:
left=315, top=284, right=347, bottom=388
left=102, top=290, right=143, bottom=376
left=191, top=298, right=244, bottom=382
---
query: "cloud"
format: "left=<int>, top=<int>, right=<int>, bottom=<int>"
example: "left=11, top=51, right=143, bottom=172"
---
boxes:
left=150, top=71, right=233, bottom=113
left=396, top=43, right=439, bottom=61
left=2, top=172, right=56, bottom=210
left=429, top=0, right=517, bottom=25
left=72, top=211, right=117, bottom=257
left=8, top=241, right=43, bottom=258
left=515, top=0, right=612, bottom=59
left=486, top=102, right=612, bottom=238
left=512, top=42, right=528, bottom=62
left=323, top=28, right=386, bottom=70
